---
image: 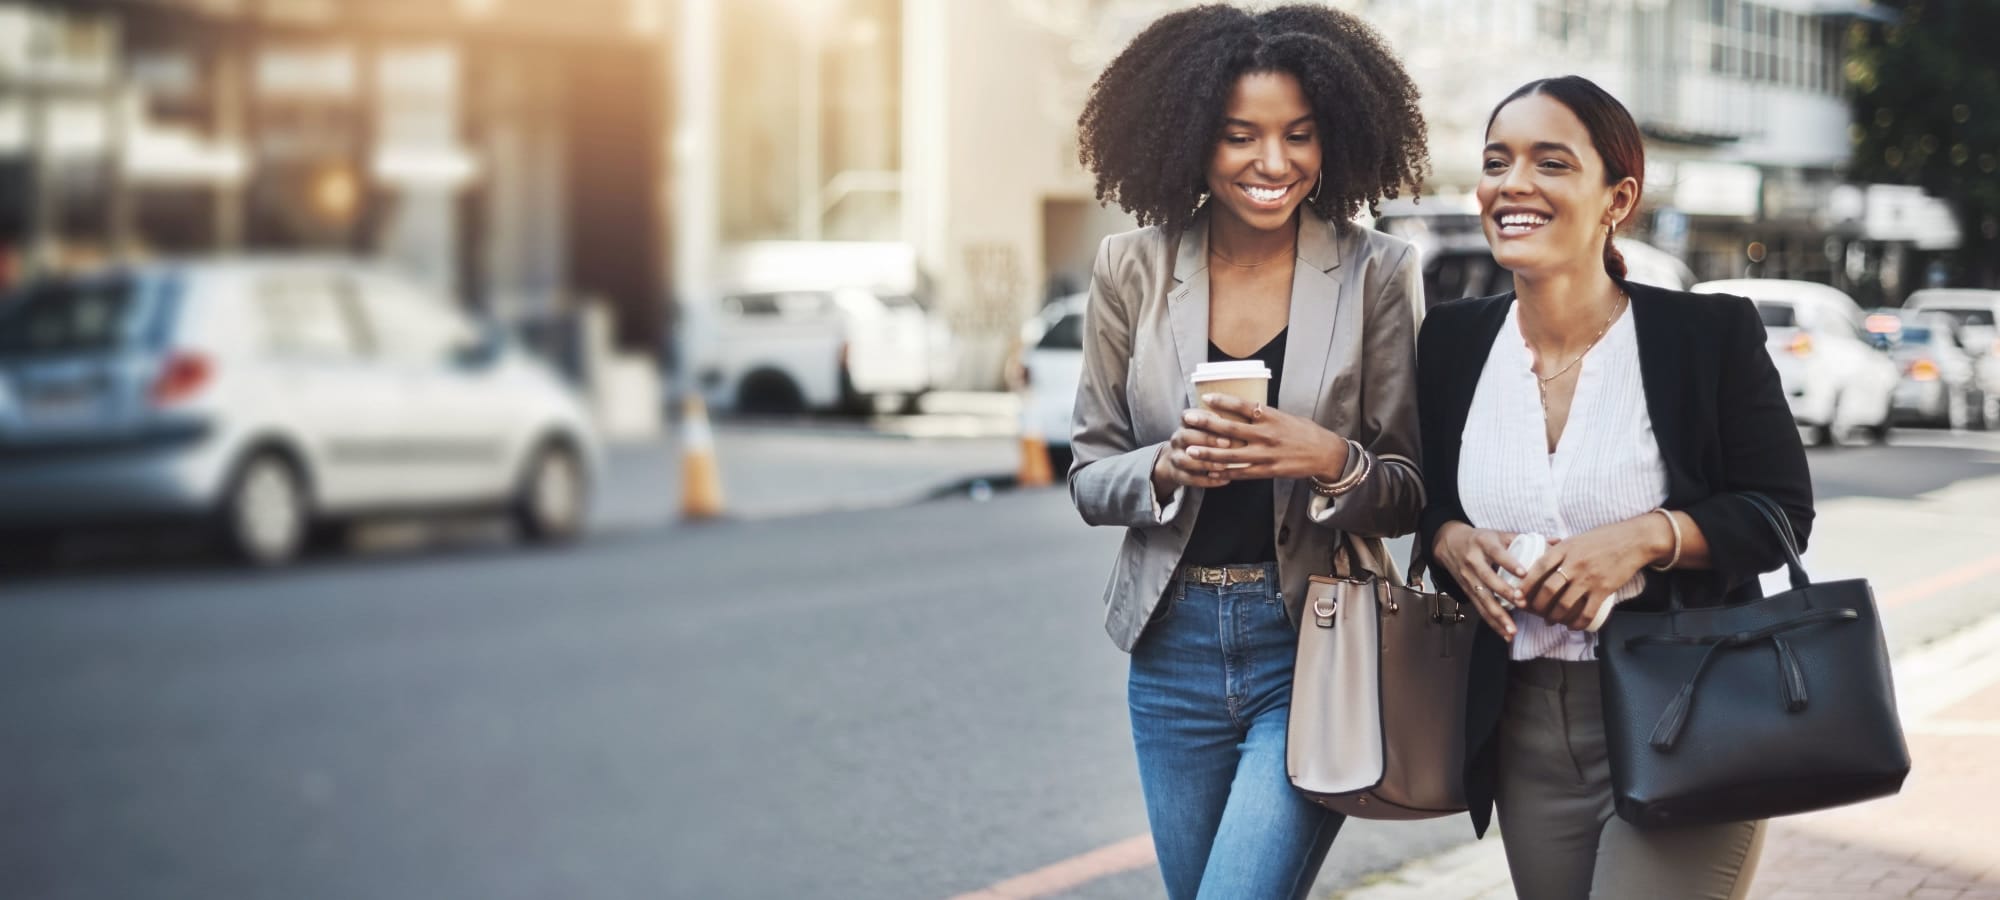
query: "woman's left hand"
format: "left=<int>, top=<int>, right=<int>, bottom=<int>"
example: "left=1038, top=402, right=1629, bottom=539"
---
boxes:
left=1515, top=518, right=1657, bottom=629
left=1181, top=393, right=1348, bottom=481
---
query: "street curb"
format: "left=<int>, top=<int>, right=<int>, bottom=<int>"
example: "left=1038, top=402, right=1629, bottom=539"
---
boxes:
left=589, top=469, right=1036, bottom=535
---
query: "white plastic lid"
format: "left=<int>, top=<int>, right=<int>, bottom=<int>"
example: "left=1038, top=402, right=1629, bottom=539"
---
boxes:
left=1190, top=360, right=1272, bottom=382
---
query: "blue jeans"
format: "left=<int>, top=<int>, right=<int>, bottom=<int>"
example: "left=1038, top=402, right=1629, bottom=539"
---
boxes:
left=1128, top=563, right=1344, bottom=900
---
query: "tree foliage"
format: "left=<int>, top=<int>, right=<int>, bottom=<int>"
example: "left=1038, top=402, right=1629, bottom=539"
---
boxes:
left=1846, top=0, right=2000, bottom=285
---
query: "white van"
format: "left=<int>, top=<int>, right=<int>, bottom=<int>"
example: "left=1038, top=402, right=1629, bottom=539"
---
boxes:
left=693, top=242, right=935, bottom=414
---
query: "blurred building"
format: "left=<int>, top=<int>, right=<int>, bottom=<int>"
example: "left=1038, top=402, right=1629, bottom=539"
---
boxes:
left=1365, top=0, right=1954, bottom=301
left=683, top=0, right=1140, bottom=391
left=0, top=0, right=673, bottom=354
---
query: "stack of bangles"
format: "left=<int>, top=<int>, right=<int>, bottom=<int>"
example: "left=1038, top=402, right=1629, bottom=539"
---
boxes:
left=1308, top=440, right=1371, bottom=497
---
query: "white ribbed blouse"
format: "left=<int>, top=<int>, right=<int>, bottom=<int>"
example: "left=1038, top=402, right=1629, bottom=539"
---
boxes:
left=1458, top=301, right=1668, bottom=661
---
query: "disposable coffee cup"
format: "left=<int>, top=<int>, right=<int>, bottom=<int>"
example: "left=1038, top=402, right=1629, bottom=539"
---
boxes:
left=1191, top=360, right=1271, bottom=468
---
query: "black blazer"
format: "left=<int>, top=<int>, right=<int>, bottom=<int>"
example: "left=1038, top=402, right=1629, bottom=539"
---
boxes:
left=1414, top=279, right=1815, bottom=838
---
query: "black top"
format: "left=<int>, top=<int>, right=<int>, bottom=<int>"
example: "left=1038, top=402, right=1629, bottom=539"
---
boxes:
left=1179, top=328, right=1287, bottom=568
left=1413, top=280, right=1814, bottom=839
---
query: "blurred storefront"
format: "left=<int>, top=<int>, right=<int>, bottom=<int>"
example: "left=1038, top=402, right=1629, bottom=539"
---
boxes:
left=0, top=0, right=673, bottom=356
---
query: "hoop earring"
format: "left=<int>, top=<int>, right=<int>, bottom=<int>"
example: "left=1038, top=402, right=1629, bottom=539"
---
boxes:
left=1307, top=171, right=1323, bottom=205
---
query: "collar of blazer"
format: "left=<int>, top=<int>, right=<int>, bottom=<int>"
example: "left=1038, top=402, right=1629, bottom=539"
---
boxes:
left=1165, top=206, right=1355, bottom=414
left=1165, top=204, right=1360, bottom=528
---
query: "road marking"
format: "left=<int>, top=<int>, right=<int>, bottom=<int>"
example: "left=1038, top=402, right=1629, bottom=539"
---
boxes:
left=1881, top=551, right=2000, bottom=609
left=946, top=833, right=1155, bottom=899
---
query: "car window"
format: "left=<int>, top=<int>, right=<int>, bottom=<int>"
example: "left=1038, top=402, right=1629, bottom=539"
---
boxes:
left=349, top=275, right=474, bottom=364
left=1038, top=313, right=1084, bottom=350
left=0, top=276, right=148, bottom=356
left=1756, top=303, right=1796, bottom=328
left=1928, top=307, right=1996, bottom=327
left=256, top=274, right=363, bottom=360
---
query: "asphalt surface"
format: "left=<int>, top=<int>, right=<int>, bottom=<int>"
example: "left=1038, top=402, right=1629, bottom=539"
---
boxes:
left=3, top=429, right=1998, bottom=900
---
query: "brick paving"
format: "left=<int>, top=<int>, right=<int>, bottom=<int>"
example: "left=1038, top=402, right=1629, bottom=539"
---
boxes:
left=1749, top=679, right=2000, bottom=900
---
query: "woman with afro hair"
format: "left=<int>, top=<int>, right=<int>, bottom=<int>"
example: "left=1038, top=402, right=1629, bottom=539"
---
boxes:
left=1067, top=5, right=1430, bottom=897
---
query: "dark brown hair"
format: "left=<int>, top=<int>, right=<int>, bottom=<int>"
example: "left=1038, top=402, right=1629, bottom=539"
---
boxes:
left=1486, top=76, right=1644, bottom=280
left=1077, top=4, right=1429, bottom=232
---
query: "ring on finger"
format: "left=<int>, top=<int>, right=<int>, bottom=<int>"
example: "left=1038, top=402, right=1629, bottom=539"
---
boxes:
left=1552, top=567, right=1572, bottom=585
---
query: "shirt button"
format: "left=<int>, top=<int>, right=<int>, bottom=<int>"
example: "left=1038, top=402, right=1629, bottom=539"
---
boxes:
left=1278, top=526, right=1292, bottom=545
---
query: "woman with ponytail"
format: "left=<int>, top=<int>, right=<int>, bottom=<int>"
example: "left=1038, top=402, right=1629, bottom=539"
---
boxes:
left=1414, top=76, right=1814, bottom=898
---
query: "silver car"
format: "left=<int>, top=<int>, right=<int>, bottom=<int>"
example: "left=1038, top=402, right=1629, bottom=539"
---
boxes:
left=0, top=259, right=600, bottom=566
left=1885, top=311, right=1984, bottom=429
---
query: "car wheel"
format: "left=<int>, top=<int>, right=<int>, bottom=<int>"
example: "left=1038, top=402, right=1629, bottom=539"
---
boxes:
left=220, top=452, right=309, bottom=567
left=514, top=442, right=588, bottom=544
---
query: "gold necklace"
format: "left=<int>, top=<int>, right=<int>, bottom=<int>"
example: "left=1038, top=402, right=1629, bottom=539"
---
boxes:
left=1210, top=243, right=1293, bottom=268
left=1534, top=293, right=1627, bottom=411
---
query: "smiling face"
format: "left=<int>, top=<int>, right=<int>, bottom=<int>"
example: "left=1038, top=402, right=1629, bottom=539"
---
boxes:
left=1205, top=70, right=1323, bottom=235
left=1477, top=93, right=1637, bottom=278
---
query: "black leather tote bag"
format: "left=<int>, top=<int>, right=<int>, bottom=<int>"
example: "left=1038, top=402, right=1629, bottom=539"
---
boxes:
left=1597, top=492, right=1910, bottom=828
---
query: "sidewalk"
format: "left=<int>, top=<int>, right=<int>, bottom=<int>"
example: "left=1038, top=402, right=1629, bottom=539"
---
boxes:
left=1331, top=612, right=2000, bottom=899
left=1333, top=470, right=2000, bottom=900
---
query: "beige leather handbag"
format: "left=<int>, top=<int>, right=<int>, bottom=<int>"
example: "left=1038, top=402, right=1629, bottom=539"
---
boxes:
left=1287, top=536, right=1476, bottom=819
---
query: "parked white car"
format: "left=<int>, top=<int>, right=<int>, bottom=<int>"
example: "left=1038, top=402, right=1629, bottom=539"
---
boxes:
left=1692, top=279, right=1899, bottom=446
left=1019, top=292, right=1087, bottom=472
left=1882, top=310, right=1985, bottom=429
left=0, top=259, right=600, bottom=566
left=1904, top=288, right=2000, bottom=358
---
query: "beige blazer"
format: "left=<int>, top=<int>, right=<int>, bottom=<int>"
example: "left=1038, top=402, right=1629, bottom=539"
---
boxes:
left=1068, top=207, right=1426, bottom=652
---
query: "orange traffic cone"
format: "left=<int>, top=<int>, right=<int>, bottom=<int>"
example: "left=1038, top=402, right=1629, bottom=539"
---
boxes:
left=680, top=393, right=726, bottom=521
left=1017, top=417, right=1054, bottom=489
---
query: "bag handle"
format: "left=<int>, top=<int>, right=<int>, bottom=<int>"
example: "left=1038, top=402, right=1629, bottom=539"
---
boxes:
left=1738, top=491, right=1810, bottom=591
left=1662, top=491, right=1809, bottom=613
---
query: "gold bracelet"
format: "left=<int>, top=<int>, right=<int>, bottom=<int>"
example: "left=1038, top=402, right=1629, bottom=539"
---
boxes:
left=1309, top=441, right=1371, bottom=497
left=1647, top=508, right=1683, bottom=572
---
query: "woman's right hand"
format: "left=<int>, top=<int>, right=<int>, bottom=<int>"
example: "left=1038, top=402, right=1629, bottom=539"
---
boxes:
left=1432, top=521, right=1525, bottom=640
left=1151, top=421, right=1237, bottom=498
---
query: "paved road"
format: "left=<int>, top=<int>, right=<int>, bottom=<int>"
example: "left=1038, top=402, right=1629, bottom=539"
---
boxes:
left=3, top=430, right=1997, bottom=900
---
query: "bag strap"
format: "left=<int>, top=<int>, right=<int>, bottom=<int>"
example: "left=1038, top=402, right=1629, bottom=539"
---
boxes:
left=1662, top=491, right=1809, bottom=612
left=1738, top=492, right=1811, bottom=591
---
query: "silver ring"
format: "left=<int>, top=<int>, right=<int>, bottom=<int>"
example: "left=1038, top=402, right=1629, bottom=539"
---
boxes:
left=1250, top=404, right=1265, bottom=422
